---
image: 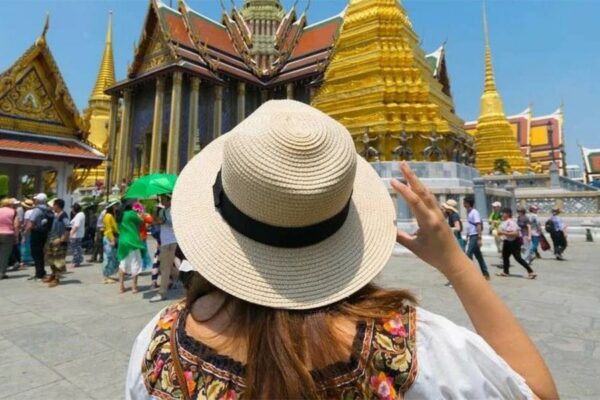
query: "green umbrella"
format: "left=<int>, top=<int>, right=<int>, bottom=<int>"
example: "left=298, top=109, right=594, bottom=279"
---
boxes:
left=124, top=173, right=178, bottom=199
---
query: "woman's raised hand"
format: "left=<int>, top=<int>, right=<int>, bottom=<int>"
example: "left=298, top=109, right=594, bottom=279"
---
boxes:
left=391, top=162, right=467, bottom=276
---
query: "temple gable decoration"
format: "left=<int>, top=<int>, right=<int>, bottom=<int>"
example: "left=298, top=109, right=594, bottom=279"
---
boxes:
left=0, top=16, right=83, bottom=136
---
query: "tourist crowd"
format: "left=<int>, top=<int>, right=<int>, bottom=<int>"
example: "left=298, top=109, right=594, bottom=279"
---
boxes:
left=0, top=193, right=181, bottom=301
left=440, top=196, right=568, bottom=283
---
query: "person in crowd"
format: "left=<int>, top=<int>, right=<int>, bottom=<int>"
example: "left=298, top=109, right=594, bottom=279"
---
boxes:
left=126, top=101, right=556, bottom=400
left=441, top=199, right=464, bottom=249
left=24, top=193, right=53, bottom=281
left=20, top=199, right=34, bottom=266
left=463, top=196, right=491, bottom=280
left=488, top=201, right=503, bottom=253
left=132, top=202, right=154, bottom=272
left=496, top=208, right=537, bottom=279
left=441, top=198, right=463, bottom=288
left=149, top=195, right=179, bottom=302
left=117, top=201, right=146, bottom=294
left=7, top=198, right=22, bottom=270
left=0, top=198, right=19, bottom=279
left=526, top=205, right=542, bottom=263
left=149, top=205, right=162, bottom=289
left=69, top=203, right=86, bottom=268
left=516, top=207, right=531, bottom=259
left=44, top=198, right=71, bottom=287
left=547, top=207, right=568, bottom=260
left=102, top=200, right=120, bottom=284
left=90, top=204, right=106, bottom=263
left=83, top=204, right=97, bottom=254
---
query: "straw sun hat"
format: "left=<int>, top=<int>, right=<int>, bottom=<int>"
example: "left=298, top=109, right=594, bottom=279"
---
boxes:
left=172, top=100, right=396, bottom=310
left=441, top=199, right=459, bottom=213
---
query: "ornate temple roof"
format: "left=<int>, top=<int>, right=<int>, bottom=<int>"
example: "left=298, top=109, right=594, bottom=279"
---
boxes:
left=107, top=0, right=342, bottom=92
left=0, top=16, right=103, bottom=166
left=0, top=15, right=83, bottom=137
left=90, top=12, right=116, bottom=103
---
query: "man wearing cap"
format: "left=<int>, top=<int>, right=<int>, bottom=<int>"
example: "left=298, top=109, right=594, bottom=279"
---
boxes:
left=488, top=201, right=502, bottom=253
left=463, top=196, right=490, bottom=280
left=24, top=193, right=52, bottom=280
left=547, top=207, right=567, bottom=260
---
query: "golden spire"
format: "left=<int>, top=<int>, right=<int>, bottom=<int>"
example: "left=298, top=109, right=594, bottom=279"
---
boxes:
left=479, top=2, right=504, bottom=118
left=474, top=2, right=529, bottom=173
left=90, top=11, right=116, bottom=102
left=483, top=5, right=497, bottom=93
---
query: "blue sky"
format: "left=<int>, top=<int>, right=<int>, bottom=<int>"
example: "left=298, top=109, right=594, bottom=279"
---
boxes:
left=1, top=0, right=599, bottom=167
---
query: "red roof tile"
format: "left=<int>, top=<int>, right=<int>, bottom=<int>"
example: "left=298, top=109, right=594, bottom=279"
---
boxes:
left=291, top=18, right=342, bottom=58
left=187, top=13, right=238, bottom=56
left=0, top=131, right=104, bottom=166
left=163, top=12, right=194, bottom=47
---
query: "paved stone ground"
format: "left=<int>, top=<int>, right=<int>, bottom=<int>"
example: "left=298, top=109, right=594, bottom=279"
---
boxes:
left=0, top=241, right=598, bottom=399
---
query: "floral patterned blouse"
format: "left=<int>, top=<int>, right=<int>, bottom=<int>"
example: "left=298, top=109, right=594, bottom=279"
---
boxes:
left=138, top=301, right=418, bottom=399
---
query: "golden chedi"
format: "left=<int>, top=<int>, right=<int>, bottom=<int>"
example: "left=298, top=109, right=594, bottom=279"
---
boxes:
left=472, top=7, right=528, bottom=174
left=312, top=0, right=472, bottom=163
left=77, top=12, right=116, bottom=187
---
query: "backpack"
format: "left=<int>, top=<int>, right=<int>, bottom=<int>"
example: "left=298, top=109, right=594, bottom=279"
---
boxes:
left=32, top=206, right=54, bottom=234
left=544, top=219, right=555, bottom=233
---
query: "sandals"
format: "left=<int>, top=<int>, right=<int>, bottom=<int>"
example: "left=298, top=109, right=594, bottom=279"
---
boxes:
left=496, top=272, right=509, bottom=277
left=132, top=287, right=139, bottom=294
left=527, top=273, right=537, bottom=280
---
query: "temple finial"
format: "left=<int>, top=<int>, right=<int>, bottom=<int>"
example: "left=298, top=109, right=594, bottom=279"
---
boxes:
left=36, top=13, right=50, bottom=46
left=482, top=1, right=497, bottom=93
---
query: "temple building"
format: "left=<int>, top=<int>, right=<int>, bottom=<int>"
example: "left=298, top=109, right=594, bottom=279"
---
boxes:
left=465, top=105, right=567, bottom=175
left=0, top=17, right=103, bottom=204
left=581, top=146, right=600, bottom=184
left=467, top=7, right=529, bottom=174
left=312, top=0, right=475, bottom=164
left=106, top=0, right=343, bottom=183
left=77, top=12, right=116, bottom=187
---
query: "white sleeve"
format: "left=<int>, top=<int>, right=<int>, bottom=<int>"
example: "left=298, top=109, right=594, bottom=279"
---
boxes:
left=125, top=311, right=163, bottom=400
left=405, top=308, right=533, bottom=400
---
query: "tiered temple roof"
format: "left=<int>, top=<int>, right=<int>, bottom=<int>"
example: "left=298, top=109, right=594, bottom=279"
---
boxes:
left=107, top=0, right=343, bottom=93
left=470, top=6, right=529, bottom=174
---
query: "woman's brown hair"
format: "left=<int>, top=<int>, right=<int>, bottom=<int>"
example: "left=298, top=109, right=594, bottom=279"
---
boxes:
left=184, top=272, right=416, bottom=399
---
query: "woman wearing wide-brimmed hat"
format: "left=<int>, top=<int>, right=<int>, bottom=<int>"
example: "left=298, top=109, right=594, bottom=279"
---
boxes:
left=126, top=101, right=556, bottom=399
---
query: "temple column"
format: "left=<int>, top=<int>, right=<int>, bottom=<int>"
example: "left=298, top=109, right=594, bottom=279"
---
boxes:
left=237, top=82, right=246, bottom=123
left=115, top=89, right=133, bottom=183
left=187, top=77, right=201, bottom=161
left=166, top=71, right=183, bottom=174
left=286, top=82, right=294, bottom=100
left=260, top=89, right=268, bottom=104
left=106, top=95, right=119, bottom=190
left=150, top=77, right=165, bottom=173
left=213, top=85, right=223, bottom=139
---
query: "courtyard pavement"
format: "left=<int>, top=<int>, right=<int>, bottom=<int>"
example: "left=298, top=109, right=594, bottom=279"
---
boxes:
left=0, top=240, right=598, bottom=399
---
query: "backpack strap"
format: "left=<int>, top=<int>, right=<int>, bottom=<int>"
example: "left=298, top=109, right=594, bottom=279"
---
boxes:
left=170, top=311, right=191, bottom=400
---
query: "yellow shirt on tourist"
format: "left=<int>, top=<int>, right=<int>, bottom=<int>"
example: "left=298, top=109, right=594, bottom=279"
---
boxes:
left=103, top=212, right=118, bottom=241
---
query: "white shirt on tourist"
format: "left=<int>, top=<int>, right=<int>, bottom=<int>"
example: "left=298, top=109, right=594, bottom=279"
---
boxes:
left=125, top=307, right=533, bottom=400
left=158, top=207, right=176, bottom=246
left=466, top=208, right=482, bottom=236
left=70, top=211, right=86, bottom=239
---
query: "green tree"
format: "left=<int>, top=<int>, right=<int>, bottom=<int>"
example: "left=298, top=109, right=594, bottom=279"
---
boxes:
left=493, top=158, right=511, bottom=174
left=0, top=175, right=8, bottom=198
